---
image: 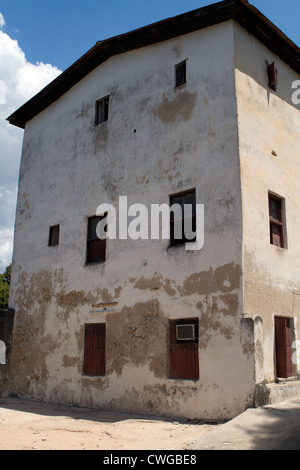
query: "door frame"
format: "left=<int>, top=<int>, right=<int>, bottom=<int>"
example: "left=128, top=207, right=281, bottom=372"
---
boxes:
left=274, top=316, right=294, bottom=379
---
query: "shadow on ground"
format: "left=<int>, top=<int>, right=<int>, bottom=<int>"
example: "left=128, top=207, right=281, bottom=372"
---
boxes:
left=188, top=398, right=300, bottom=450
left=0, top=396, right=218, bottom=426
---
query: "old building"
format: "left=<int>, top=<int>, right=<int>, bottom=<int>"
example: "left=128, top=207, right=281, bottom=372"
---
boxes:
left=4, top=0, right=300, bottom=420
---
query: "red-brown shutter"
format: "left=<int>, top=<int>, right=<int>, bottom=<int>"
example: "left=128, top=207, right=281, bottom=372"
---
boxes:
left=269, top=194, right=285, bottom=248
left=86, top=216, right=106, bottom=263
left=83, top=323, right=106, bottom=376
left=169, top=320, right=199, bottom=380
left=86, top=238, right=106, bottom=263
left=271, top=223, right=282, bottom=247
left=275, top=317, right=293, bottom=378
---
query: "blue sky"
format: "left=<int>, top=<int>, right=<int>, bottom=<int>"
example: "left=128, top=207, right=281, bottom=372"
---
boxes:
left=1, top=0, right=300, bottom=72
left=0, top=0, right=300, bottom=272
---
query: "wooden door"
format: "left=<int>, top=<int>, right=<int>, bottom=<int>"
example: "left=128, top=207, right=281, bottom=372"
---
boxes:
left=83, top=323, right=106, bottom=376
left=169, top=319, right=199, bottom=380
left=275, top=317, right=293, bottom=378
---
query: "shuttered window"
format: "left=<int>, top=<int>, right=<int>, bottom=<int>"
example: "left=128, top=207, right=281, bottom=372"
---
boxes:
left=267, top=61, right=277, bottom=91
left=83, top=323, right=106, bottom=376
left=86, top=215, right=106, bottom=264
left=48, top=225, right=59, bottom=246
left=169, top=318, right=199, bottom=380
left=175, top=60, right=186, bottom=88
left=275, top=317, right=293, bottom=379
left=95, top=96, right=109, bottom=125
left=269, top=193, right=286, bottom=248
left=170, top=189, right=196, bottom=246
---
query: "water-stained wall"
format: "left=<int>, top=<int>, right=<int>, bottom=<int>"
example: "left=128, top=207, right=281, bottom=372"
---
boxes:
left=234, top=22, right=300, bottom=384
left=8, top=21, right=255, bottom=420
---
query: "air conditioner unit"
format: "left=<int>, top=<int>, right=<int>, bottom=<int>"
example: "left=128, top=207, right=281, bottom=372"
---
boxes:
left=176, top=323, right=196, bottom=341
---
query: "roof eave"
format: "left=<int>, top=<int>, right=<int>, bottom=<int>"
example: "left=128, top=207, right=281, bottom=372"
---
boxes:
left=6, top=0, right=300, bottom=129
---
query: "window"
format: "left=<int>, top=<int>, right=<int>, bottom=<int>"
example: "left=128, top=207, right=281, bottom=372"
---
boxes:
left=269, top=193, right=286, bottom=248
left=95, top=96, right=109, bottom=125
left=83, top=323, right=106, bottom=376
left=175, top=60, right=186, bottom=88
left=266, top=61, right=277, bottom=92
left=86, top=215, right=106, bottom=264
left=169, top=318, right=199, bottom=380
left=170, top=189, right=196, bottom=246
left=48, top=224, right=59, bottom=246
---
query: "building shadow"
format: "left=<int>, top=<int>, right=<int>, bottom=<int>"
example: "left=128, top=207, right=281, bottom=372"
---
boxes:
left=0, top=395, right=220, bottom=428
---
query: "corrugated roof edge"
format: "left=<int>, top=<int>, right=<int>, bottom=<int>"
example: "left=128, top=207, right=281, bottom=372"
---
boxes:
left=6, top=0, right=300, bottom=129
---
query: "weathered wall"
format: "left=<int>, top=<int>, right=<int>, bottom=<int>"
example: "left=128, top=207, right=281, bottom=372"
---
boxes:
left=0, top=309, right=15, bottom=396
left=9, top=21, right=255, bottom=420
left=234, top=22, right=300, bottom=383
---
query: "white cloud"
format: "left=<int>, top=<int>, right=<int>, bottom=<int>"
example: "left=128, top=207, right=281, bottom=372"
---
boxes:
left=0, top=12, right=62, bottom=273
left=0, top=227, right=14, bottom=270
left=0, top=13, right=6, bottom=31
left=0, top=79, right=5, bottom=104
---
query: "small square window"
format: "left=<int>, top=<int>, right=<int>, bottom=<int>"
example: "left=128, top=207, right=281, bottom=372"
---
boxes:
left=175, top=61, right=186, bottom=88
left=48, top=225, right=59, bottom=246
left=95, top=96, right=109, bottom=125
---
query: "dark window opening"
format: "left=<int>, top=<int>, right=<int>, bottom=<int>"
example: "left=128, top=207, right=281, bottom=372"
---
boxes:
left=95, top=96, right=109, bottom=125
left=83, top=323, right=106, bottom=376
left=169, top=318, right=199, bottom=380
left=175, top=61, right=186, bottom=88
left=269, top=193, right=286, bottom=248
left=48, top=225, right=59, bottom=246
left=170, top=189, right=196, bottom=246
left=86, top=215, right=106, bottom=264
left=267, top=61, right=277, bottom=92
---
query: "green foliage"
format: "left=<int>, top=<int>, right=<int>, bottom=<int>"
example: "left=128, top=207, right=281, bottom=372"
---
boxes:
left=0, top=264, right=11, bottom=309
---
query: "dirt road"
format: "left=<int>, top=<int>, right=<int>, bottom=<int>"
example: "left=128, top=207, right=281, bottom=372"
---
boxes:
left=0, top=397, right=219, bottom=450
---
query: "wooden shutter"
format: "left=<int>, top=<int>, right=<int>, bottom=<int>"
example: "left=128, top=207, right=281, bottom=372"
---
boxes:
left=175, top=61, right=186, bottom=87
left=86, top=216, right=106, bottom=263
left=48, top=225, right=59, bottom=246
left=95, top=96, right=109, bottom=125
left=83, top=323, right=106, bottom=376
left=267, top=62, right=277, bottom=91
left=170, top=189, right=196, bottom=246
left=86, top=238, right=106, bottom=263
left=269, top=194, right=285, bottom=248
left=169, top=319, right=199, bottom=380
left=270, top=224, right=282, bottom=247
left=275, top=317, right=293, bottom=378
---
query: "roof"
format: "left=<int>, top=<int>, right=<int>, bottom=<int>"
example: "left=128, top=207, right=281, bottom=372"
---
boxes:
left=7, top=0, right=300, bottom=129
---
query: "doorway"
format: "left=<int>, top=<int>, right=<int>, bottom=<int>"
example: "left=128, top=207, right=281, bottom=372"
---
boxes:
left=274, top=317, right=293, bottom=379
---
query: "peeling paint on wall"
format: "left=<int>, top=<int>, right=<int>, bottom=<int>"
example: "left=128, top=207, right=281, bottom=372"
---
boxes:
left=7, top=21, right=262, bottom=419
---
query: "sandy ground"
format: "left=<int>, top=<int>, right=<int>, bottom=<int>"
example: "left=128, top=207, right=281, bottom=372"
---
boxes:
left=0, top=397, right=219, bottom=450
